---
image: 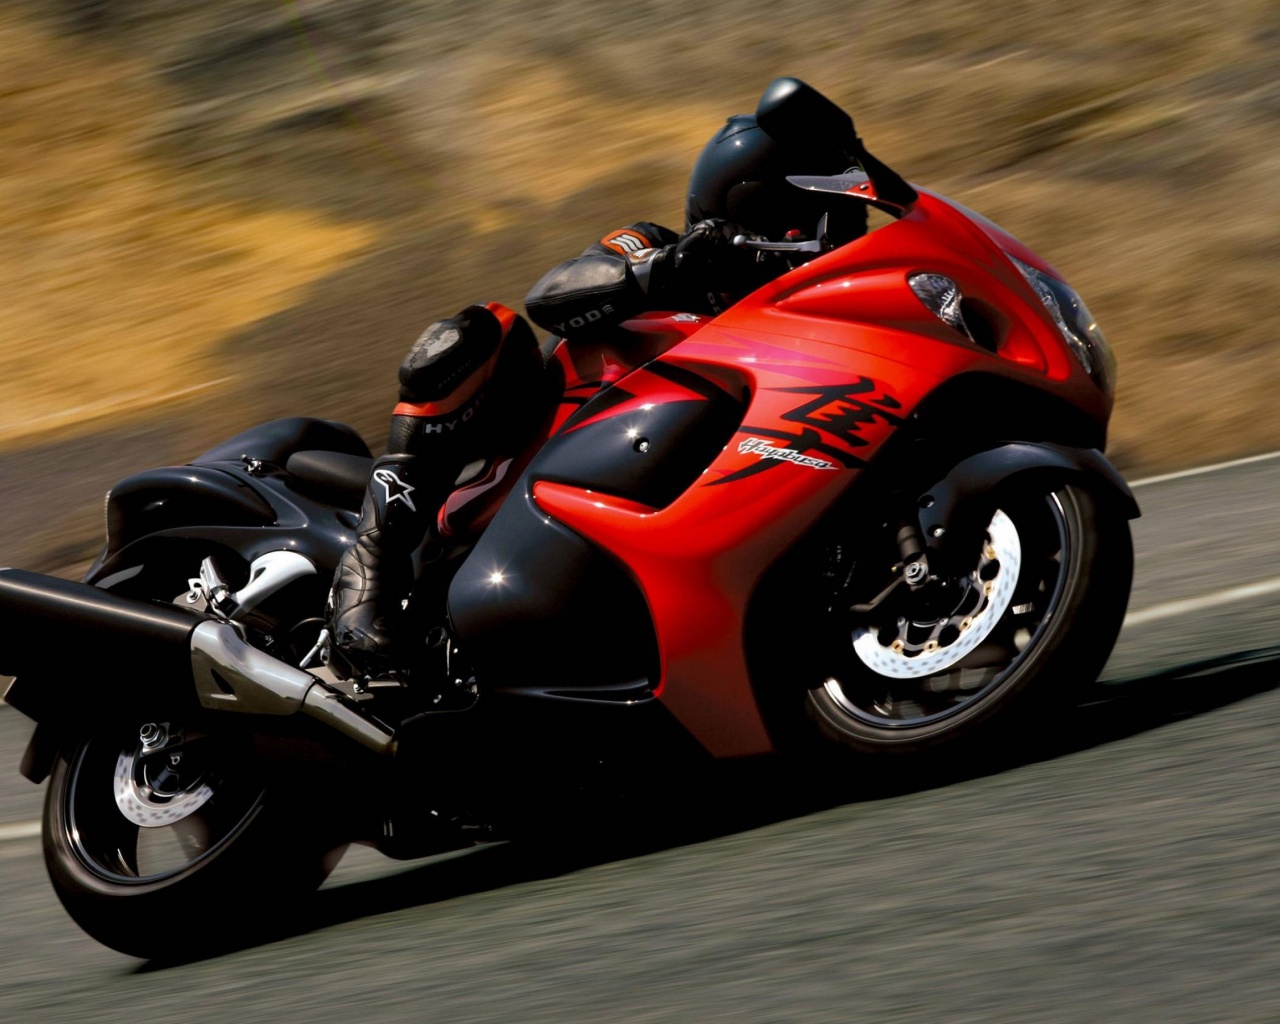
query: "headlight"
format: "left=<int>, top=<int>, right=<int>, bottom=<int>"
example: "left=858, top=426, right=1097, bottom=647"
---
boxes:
left=1009, top=256, right=1116, bottom=392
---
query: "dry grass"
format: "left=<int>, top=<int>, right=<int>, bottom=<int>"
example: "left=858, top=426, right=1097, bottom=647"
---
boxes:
left=1, top=0, right=1277, bottom=474
left=0, top=13, right=375, bottom=447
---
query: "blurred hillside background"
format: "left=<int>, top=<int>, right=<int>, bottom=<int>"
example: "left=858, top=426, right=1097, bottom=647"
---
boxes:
left=0, top=0, right=1276, bottom=571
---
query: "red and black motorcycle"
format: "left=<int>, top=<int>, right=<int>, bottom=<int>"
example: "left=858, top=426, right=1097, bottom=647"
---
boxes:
left=0, top=80, right=1137, bottom=958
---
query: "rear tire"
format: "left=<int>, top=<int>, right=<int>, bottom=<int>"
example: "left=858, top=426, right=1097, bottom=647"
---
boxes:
left=43, top=720, right=339, bottom=960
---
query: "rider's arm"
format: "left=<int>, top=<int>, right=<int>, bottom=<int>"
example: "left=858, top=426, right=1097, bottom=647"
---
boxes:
left=524, top=223, right=679, bottom=338
left=525, top=218, right=781, bottom=336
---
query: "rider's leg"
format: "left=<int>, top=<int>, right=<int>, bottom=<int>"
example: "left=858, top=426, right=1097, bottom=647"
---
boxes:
left=329, top=303, right=541, bottom=672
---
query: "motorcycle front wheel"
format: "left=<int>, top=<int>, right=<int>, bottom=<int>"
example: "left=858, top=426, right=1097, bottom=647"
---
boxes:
left=43, top=720, right=339, bottom=960
left=803, top=482, right=1132, bottom=756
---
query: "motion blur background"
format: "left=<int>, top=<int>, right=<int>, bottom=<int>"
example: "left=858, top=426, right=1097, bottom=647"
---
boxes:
left=0, top=0, right=1277, bottom=572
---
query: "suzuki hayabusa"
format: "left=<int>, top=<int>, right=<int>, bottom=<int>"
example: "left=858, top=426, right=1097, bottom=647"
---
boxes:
left=0, top=80, right=1138, bottom=958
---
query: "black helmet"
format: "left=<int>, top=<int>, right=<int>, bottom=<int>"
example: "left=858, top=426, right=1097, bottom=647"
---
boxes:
left=684, top=80, right=862, bottom=243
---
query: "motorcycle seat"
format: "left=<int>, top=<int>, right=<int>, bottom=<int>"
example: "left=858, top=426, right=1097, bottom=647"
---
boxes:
left=285, top=449, right=372, bottom=508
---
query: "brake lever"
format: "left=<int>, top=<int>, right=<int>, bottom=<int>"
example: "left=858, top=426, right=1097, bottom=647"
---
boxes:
left=733, top=235, right=825, bottom=253
left=733, top=212, right=831, bottom=255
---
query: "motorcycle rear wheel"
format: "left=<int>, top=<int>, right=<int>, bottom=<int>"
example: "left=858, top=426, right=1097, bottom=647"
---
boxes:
left=43, top=719, right=339, bottom=960
left=804, top=483, right=1132, bottom=756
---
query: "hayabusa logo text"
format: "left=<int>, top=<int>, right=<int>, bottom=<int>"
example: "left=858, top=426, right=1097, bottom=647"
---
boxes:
left=714, top=377, right=904, bottom=485
left=737, top=437, right=838, bottom=470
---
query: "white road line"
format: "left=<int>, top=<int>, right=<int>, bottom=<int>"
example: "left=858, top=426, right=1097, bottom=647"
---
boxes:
left=1120, top=449, right=1280, bottom=624
left=0, top=821, right=39, bottom=842
left=1124, top=576, right=1280, bottom=627
left=1130, top=450, right=1280, bottom=487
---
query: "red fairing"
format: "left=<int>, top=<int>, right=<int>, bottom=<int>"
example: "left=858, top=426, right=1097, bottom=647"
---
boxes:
left=532, top=331, right=930, bottom=755
left=531, top=190, right=1114, bottom=757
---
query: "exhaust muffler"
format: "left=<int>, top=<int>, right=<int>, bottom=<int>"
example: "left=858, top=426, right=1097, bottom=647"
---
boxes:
left=0, top=568, right=393, bottom=755
left=0, top=567, right=199, bottom=681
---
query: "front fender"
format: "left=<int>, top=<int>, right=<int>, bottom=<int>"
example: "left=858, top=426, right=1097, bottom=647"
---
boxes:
left=917, top=443, right=1139, bottom=569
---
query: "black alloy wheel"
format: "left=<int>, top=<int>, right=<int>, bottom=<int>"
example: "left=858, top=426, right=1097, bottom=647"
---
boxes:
left=804, top=483, right=1132, bottom=755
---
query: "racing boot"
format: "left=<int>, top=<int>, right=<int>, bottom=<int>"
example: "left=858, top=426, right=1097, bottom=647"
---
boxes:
left=328, top=451, right=435, bottom=675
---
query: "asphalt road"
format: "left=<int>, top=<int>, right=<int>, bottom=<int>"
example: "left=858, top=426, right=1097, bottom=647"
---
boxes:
left=2, top=454, right=1280, bottom=1023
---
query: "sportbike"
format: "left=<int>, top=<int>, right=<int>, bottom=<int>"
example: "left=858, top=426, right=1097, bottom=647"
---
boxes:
left=0, top=80, right=1137, bottom=958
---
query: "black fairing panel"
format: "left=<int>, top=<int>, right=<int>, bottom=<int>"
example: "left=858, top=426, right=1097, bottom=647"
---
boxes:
left=534, top=386, right=743, bottom=508
left=93, top=464, right=357, bottom=586
left=450, top=368, right=744, bottom=694
left=105, top=465, right=276, bottom=556
left=91, top=417, right=373, bottom=580
left=449, top=489, right=658, bottom=693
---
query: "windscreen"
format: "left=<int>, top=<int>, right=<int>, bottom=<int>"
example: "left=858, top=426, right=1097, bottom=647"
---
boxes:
left=786, top=170, right=874, bottom=196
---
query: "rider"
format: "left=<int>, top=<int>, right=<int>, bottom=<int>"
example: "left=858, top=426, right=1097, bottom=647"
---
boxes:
left=327, top=79, right=867, bottom=676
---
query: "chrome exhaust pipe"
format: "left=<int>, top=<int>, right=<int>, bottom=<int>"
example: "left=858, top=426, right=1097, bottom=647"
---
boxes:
left=190, top=622, right=395, bottom=754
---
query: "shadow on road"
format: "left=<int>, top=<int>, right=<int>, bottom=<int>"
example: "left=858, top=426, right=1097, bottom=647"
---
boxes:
left=1055, top=645, right=1280, bottom=755
left=134, top=644, right=1280, bottom=970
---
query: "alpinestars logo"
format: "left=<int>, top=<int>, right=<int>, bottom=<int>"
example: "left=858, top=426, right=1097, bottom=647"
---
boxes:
left=737, top=437, right=838, bottom=470
left=373, top=468, right=417, bottom=511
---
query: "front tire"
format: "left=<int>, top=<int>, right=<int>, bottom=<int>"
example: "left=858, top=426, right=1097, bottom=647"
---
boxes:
left=803, top=483, right=1132, bottom=756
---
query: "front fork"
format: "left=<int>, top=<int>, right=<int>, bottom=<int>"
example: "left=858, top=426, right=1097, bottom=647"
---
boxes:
left=839, top=441, right=1139, bottom=661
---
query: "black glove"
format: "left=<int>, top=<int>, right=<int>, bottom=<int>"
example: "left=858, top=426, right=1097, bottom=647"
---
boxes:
left=672, top=218, right=752, bottom=292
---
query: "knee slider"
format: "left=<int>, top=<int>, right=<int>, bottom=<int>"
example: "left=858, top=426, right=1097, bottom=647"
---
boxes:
left=398, top=304, right=503, bottom=405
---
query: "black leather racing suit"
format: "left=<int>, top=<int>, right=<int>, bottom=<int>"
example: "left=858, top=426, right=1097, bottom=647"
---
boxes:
left=327, top=218, right=768, bottom=669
